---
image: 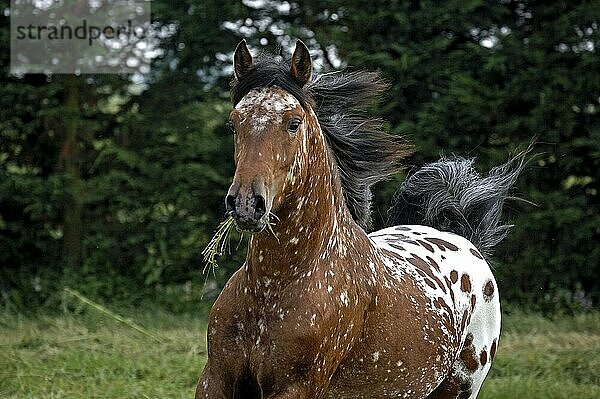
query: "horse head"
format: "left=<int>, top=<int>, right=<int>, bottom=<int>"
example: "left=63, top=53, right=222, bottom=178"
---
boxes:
left=225, top=40, right=314, bottom=233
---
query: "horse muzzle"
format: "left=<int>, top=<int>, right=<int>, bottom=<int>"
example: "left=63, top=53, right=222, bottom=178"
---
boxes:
left=225, top=182, right=268, bottom=233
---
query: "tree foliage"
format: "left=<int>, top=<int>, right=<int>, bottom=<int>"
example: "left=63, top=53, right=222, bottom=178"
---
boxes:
left=0, top=0, right=598, bottom=312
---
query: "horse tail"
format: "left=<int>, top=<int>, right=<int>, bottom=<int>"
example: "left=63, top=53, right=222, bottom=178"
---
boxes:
left=387, top=149, right=530, bottom=260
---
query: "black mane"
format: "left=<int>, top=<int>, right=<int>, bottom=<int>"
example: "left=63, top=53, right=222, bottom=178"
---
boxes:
left=231, top=55, right=411, bottom=230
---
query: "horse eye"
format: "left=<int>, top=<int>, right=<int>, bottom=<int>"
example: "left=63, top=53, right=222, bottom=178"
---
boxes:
left=287, top=119, right=302, bottom=135
left=226, top=120, right=236, bottom=135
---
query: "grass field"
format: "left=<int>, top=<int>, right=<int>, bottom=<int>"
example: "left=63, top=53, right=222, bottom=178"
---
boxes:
left=1, top=304, right=599, bottom=398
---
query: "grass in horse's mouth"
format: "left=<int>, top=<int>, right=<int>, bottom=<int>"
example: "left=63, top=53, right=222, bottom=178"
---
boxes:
left=201, top=212, right=280, bottom=288
left=202, top=216, right=236, bottom=276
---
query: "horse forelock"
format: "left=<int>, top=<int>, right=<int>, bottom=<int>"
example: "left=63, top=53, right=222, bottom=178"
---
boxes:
left=231, top=55, right=312, bottom=108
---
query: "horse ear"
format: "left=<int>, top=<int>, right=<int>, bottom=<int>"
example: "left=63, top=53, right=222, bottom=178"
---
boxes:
left=290, top=40, right=312, bottom=86
left=233, top=39, right=253, bottom=80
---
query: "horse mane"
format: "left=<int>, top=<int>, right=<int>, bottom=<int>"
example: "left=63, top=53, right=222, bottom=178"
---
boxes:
left=231, top=54, right=411, bottom=230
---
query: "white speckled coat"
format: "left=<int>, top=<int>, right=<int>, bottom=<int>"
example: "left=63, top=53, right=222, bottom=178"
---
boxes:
left=196, top=40, right=507, bottom=399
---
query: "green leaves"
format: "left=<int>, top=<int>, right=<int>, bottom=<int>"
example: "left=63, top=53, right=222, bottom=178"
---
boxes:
left=0, top=0, right=598, bottom=311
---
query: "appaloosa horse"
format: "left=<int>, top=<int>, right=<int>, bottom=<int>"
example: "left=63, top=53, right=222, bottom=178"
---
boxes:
left=196, top=39, right=526, bottom=399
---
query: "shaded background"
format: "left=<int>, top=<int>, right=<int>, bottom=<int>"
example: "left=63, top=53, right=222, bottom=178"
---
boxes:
left=0, top=0, right=598, bottom=314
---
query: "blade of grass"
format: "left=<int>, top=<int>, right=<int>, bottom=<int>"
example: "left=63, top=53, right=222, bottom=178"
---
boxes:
left=63, top=287, right=163, bottom=343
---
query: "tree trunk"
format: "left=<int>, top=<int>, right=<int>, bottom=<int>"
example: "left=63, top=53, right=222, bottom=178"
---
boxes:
left=60, top=76, right=83, bottom=270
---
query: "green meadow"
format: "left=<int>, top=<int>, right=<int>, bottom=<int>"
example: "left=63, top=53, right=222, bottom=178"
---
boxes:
left=1, top=307, right=599, bottom=398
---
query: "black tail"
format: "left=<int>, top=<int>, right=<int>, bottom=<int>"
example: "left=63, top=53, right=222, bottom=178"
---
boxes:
left=387, top=150, right=530, bottom=260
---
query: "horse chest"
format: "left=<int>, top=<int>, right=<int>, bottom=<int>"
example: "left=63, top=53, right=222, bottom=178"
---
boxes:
left=211, top=270, right=371, bottom=395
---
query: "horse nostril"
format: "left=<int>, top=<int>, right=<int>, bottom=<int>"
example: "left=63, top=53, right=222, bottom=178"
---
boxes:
left=225, top=194, right=236, bottom=215
left=254, top=195, right=266, bottom=219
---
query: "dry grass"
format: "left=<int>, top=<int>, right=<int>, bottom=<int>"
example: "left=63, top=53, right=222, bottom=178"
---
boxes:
left=201, top=216, right=236, bottom=275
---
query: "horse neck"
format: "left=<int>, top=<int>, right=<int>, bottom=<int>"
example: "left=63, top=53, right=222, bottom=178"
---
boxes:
left=246, top=115, right=368, bottom=282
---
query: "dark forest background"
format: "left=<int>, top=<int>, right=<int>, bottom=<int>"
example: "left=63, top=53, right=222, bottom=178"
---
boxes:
left=0, top=0, right=598, bottom=313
